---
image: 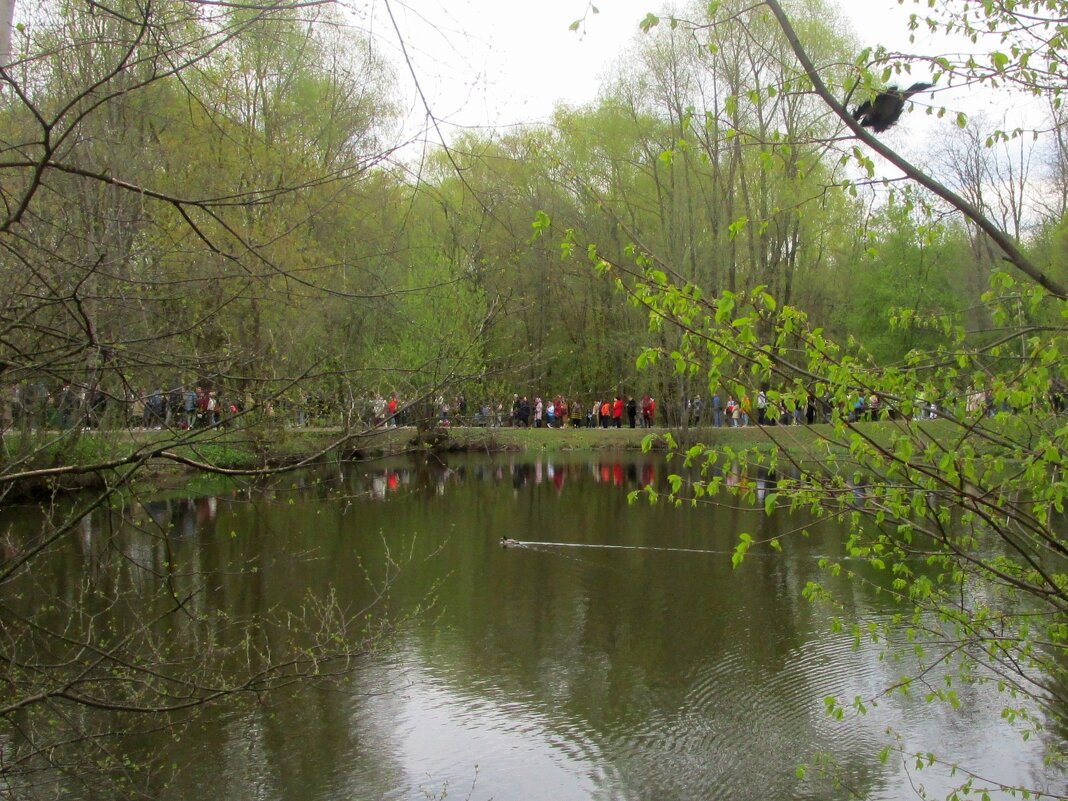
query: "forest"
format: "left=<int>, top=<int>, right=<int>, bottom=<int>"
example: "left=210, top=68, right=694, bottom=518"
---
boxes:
left=2, top=0, right=1064, bottom=422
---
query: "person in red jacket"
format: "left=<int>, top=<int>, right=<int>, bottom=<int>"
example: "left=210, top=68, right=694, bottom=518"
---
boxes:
left=612, top=395, right=624, bottom=428
left=387, top=392, right=399, bottom=427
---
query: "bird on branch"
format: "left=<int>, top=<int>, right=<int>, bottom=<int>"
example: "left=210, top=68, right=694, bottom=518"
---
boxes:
left=852, top=82, right=934, bottom=133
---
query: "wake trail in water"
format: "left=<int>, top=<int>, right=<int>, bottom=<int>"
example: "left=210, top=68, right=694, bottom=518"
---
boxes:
left=502, top=539, right=869, bottom=562
left=503, top=540, right=737, bottom=556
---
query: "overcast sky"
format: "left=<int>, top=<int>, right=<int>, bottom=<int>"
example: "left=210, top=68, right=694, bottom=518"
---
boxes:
left=374, top=0, right=932, bottom=135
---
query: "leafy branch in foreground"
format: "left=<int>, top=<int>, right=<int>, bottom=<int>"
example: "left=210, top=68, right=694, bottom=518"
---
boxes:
left=602, top=3, right=1068, bottom=793
left=623, top=261, right=1067, bottom=796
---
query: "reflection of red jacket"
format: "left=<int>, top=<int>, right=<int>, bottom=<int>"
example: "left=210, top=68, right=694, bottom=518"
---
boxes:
left=613, top=398, right=624, bottom=418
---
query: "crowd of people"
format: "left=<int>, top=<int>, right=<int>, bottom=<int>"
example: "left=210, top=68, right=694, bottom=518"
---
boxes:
left=3, top=382, right=253, bottom=431
left=133, top=386, right=250, bottom=429
left=5, top=378, right=1059, bottom=433
left=360, top=392, right=658, bottom=430
left=500, top=394, right=659, bottom=429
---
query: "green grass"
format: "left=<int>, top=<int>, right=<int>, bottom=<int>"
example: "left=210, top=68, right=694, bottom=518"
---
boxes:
left=1, top=416, right=1045, bottom=479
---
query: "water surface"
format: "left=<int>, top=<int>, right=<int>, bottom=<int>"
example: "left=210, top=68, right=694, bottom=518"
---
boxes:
left=6, top=451, right=1064, bottom=800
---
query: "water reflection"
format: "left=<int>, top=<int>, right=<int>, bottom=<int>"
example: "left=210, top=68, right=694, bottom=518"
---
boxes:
left=2, top=452, right=1063, bottom=801
left=82, top=456, right=789, bottom=531
left=347, top=454, right=660, bottom=502
left=309, top=453, right=667, bottom=513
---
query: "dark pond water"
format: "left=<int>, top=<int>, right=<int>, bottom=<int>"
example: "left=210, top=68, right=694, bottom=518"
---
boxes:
left=4, top=451, right=1065, bottom=800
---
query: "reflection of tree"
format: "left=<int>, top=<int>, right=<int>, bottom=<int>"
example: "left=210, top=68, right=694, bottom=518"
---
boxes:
left=384, top=466, right=907, bottom=800
left=1, top=479, right=399, bottom=798
left=0, top=0, right=501, bottom=789
left=9, top=451, right=1049, bottom=798
left=593, top=3, right=1068, bottom=794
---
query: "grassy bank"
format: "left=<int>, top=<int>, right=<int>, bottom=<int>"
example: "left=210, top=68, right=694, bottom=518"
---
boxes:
left=0, top=418, right=980, bottom=468
left=441, top=419, right=964, bottom=455
left=0, top=416, right=1031, bottom=498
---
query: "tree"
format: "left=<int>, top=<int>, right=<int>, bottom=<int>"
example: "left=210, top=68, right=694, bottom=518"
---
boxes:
left=835, top=197, right=971, bottom=365
left=0, top=0, right=486, bottom=796
left=576, top=0, right=1068, bottom=796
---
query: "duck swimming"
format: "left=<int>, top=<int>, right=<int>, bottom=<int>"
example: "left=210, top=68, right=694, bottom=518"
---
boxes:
left=500, top=537, right=522, bottom=548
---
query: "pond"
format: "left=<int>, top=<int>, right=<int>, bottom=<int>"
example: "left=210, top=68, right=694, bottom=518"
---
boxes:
left=4, top=451, right=1064, bottom=800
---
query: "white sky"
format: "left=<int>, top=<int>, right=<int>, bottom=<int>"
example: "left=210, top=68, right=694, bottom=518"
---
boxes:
left=373, top=0, right=936, bottom=136
left=369, top=0, right=1049, bottom=207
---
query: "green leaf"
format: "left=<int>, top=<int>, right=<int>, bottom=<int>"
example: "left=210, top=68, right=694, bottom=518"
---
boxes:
left=530, top=210, right=551, bottom=242
left=728, top=216, right=749, bottom=240
left=732, top=533, right=752, bottom=568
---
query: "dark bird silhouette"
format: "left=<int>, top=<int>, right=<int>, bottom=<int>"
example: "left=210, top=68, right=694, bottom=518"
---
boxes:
left=852, top=82, right=934, bottom=133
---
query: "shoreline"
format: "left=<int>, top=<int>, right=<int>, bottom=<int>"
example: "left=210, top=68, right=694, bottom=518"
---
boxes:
left=0, top=418, right=964, bottom=500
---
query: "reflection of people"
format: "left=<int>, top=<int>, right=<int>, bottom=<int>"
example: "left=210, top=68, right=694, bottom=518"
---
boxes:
left=322, top=455, right=666, bottom=500
left=371, top=473, right=386, bottom=500
left=641, top=462, right=655, bottom=487
left=195, top=497, right=217, bottom=529
left=726, top=464, right=740, bottom=488
left=144, top=499, right=170, bottom=529
left=512, top=462, right=531, bottom=491
left=78, top=513, right=94, bottom=555
left=180, top=499, right=197, bottom=539
left=553, top=464, right=565, bottom=494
